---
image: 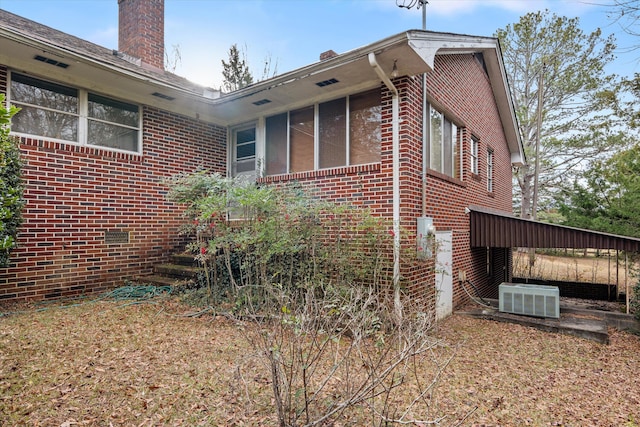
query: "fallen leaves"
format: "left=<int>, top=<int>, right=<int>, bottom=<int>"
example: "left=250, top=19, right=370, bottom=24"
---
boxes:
left=0, top=299, right=638, bottom=426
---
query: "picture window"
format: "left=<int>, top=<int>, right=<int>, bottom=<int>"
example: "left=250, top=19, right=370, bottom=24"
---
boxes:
left=9, top=72, right=141, bottom=154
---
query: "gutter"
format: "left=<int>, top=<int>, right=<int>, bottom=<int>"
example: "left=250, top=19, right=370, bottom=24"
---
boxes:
left=368, top=52, right=402, bottom=319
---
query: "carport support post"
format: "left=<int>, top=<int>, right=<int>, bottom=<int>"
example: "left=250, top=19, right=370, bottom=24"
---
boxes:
left=626, top=252, right=629, bottom=314
left=616, top=249, right=620, bottom=299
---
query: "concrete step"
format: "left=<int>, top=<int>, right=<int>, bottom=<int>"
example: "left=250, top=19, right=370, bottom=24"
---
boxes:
left=136, top=274, right=186, bottom=287
left=459, top=306, right=610, bottom=344
left=153, top=263, right=202, bottom=280
left=170, top=252, right=199, bottom=267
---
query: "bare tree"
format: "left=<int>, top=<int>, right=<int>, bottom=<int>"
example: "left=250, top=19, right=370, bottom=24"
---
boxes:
left=241, top=281, right=456, bottom=426
left=609, top=0, right=640, bottom=41
left=164, top=44, right=182, bottom=73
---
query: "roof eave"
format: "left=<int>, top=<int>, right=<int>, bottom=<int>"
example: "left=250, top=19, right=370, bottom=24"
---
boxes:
left=0, top=27, right=222, bottom=123
left=213, top=30, right=526, bottom=164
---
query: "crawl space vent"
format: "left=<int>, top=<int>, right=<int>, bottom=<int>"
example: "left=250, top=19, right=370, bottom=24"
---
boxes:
left=105, top=231, right=130, bottom=244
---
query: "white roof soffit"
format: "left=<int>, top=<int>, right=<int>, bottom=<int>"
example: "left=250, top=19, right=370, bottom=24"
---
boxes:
left=213, top=30, right=524, bottom=165
left=209, top=31, right=419, bottom=125
left=211, top=31, right=508, bottom=125
left=0, top=27, right=220, bottom=123
left=408, top=31, right=524, bottom=166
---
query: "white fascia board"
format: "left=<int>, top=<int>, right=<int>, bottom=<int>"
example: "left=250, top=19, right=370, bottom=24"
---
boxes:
left=0, top=28, right=213, bottom=99
left=405, top=31, right=525, bottom=166
left=406, top=31, right=497, bottom=69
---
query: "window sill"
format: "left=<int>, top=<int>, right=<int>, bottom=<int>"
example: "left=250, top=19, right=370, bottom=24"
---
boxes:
left=258, top=163, right=381, bottom=183
left=17, top=136, right=143, bottom=163
left=426, top=169, right=466, bottom=187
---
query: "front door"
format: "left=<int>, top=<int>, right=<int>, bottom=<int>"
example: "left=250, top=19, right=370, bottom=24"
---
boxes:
left=435, top=231, right=453, bottom=320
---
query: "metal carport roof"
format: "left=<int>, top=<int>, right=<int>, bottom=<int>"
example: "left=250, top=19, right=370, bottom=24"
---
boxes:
left=468, top=205, right=640, bottom=252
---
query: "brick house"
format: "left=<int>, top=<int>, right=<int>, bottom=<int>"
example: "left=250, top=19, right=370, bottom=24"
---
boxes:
left=0, top=0, right=525, bottom=316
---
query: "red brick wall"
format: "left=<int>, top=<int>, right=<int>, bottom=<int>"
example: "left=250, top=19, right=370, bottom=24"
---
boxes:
left=0, top=51, right=515, bottom=307
left=0, top=65, right=227, bottom=301
left=257, top=76, right=435, bottom=307
left=424, top=54, right=514, bottom=308
left=258, top=53, right=515, bottom=310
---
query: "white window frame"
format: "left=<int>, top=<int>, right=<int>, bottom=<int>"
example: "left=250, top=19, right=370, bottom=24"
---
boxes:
left=487, top=148, right=494, bottom=192
left=231, top=123, right=257, bottom=180
left=8, top=71, right=142, bottom=155
left=427, top=103, right=461, bottom=179
left=262, top=89, right=382, bottom=175
left=470, top=136, right=479, bottom=175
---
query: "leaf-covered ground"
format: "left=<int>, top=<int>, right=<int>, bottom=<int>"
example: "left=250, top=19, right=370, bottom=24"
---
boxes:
left=1, top=298, right=639, bottom=426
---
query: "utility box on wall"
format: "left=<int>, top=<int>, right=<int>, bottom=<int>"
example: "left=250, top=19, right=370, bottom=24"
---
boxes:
left=416, top=217, right=435, bottom=259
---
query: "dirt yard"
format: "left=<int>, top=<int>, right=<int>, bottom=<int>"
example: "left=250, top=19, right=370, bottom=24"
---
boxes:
left=1, top=297, right=639, bottom=426
left=513, top=250, right=633, bottom=285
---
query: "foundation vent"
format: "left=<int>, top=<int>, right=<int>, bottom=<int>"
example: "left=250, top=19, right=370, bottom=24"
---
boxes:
left=105, top=231, right=130, bottom=244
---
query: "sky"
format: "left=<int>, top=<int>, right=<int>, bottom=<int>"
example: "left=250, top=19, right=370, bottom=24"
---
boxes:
left=0, top=0, right=637, bottom=89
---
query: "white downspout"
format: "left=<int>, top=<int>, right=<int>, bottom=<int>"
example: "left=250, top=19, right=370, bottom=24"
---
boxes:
left=368, top=52, right=402, bottom=321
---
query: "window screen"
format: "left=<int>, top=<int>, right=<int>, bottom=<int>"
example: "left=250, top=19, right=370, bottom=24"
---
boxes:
left=319, top=98, right=346, bottom=169
left=290, top=106, right=314, bottom=172
left=10, top=73, right=79, bottom=142
left=349, top=89, right=381, bottom=165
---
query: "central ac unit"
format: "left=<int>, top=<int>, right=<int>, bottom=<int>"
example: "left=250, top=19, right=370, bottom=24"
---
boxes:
left=499, top=283, right=560, bottom=318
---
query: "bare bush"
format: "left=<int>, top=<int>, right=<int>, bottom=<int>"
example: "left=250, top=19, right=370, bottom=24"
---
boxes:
left=167, top=173, right=452, bottom=425
left=241, top=281, right=452, bottom=426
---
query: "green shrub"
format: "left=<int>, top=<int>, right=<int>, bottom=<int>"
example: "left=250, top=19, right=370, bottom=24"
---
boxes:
left=166, top=173, right=395, bottom=310
left=0, top=94, right=23, bottom=267
left=166, top=172, right=440, bottom=426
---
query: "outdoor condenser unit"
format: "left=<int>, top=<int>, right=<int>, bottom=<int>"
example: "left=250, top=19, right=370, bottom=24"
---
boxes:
left=499, top=283, right=560, bottom=319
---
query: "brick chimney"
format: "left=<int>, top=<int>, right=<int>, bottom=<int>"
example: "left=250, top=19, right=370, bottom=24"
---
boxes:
left=320, top=50, right=338, bottom=61
left=118, top=0, right=164, bottom=71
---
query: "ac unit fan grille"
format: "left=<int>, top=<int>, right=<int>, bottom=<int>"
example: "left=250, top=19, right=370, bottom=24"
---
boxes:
left=499, top=283, right=559, bottom=318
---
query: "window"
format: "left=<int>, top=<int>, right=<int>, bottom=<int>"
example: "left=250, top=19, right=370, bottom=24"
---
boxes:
left=349, top=90, right=382, bottom=165
left=487, top=149, right=494, bottom=192
left=10, top=73, right=79, bottom=141
left=87, top=93, right=139, bottom=152
left=233, top=126, right=256, bottom=178
left=427, top=104, right=460, bottom=179
left=264, top=88, right=381, bottom=175
left=290, top=106, right=315, bottom=172
left=265, top=114, right=287, bottom=175
left=10, top=73, right=140, bottom=153
left=319, top=98, right=346, bottom=168
left=470, top=136, right=479, bottom=175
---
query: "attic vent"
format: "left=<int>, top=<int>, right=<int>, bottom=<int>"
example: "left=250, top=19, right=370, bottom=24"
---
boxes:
left=105, top=231, right=130, bottom=244
left=34, top=55, right=69, bottom=69
left=499, top=283, right=559, bottom=318
left=152, top=92, right=175, bottom=101
left=316, top=78, right=339, bottom=88
left=252, top=99, right=272, bottom=106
